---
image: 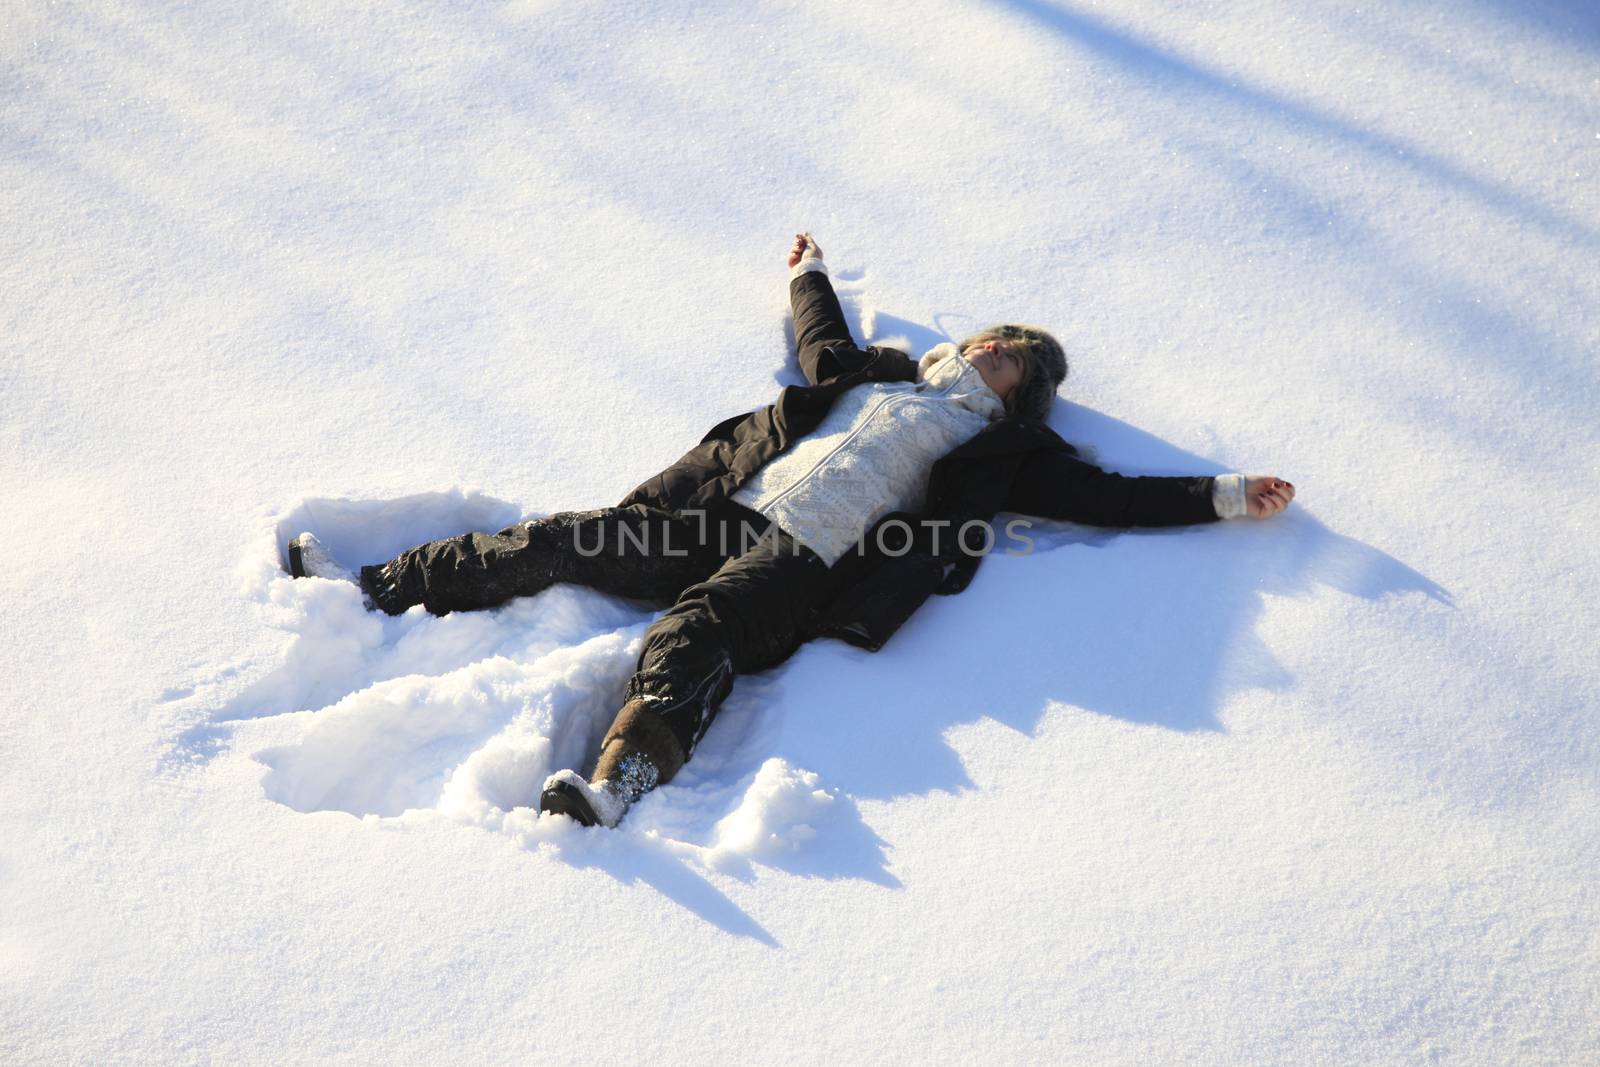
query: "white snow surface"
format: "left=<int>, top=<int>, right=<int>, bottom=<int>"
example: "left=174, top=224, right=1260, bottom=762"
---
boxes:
left=4, top=1, right=1598, bottom=1062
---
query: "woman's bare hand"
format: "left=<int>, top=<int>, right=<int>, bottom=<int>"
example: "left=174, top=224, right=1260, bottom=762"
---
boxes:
left=786, top=232, right=822, bottom=268
left=1245, top=476, right=1296, bottom=519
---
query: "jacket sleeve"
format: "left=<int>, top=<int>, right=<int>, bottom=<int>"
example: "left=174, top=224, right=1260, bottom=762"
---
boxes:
left=791, top=269, right=875, bottom=384
left=1004, top=448, right=1220, bottom=527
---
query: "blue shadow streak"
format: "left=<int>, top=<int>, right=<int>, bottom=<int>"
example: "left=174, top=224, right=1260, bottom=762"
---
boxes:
left=996, top=0, right=1600, bottom=251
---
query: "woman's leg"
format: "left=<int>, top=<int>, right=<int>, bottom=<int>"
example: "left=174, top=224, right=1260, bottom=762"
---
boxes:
left=358, top=505, right=728, bottom=616
left=540, top=527, right=836, bottom=826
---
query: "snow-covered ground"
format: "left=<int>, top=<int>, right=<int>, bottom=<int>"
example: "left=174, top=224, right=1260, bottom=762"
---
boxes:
left=4, top=1, right=1598, bottom=1062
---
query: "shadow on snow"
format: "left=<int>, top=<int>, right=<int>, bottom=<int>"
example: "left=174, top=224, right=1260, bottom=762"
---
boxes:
left=161, top=402, right=1442, bottom=944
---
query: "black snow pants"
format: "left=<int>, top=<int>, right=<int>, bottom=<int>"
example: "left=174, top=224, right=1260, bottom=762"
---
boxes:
left=358, top=500, right=835, bottom=774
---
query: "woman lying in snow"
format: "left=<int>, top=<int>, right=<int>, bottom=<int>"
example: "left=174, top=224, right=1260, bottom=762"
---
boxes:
left=286, top=233, right=1295, bottom=828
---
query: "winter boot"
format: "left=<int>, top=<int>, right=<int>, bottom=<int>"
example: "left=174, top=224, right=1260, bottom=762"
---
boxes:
left=287, top=532, right=380, bottom=611
left=286, top=532, right=357, bottom=584
left=538, top=699, right=688, bottom=828
left=538, top=770, right=631, bottom=828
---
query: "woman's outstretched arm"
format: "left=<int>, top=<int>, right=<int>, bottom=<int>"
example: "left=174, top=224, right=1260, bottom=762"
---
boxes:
left=786, top=233, right=877, bottom=384
left=1005, top=449, right=1295, bottom=526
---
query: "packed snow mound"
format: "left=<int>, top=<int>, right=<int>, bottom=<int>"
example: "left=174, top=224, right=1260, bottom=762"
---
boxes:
left=708, top=759, right=834, bottom=858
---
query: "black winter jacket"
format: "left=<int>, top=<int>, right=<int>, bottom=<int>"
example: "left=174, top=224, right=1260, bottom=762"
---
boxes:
left=618, top=270, right=1220, bottom=651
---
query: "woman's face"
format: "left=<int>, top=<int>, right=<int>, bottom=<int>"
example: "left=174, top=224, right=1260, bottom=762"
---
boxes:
left=962, top=339, right=1027, bottom=401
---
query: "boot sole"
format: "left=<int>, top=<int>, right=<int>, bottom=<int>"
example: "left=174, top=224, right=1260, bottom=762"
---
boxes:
left=539, top=780, right=600, bottom=827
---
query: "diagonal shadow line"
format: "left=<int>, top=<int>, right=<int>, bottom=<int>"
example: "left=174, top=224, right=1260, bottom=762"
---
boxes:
left=1474, top=0, right=1600, bottom=40
left=588, top=844, right=782, bottom=947
left=997, top=0, right=1600, bottom=252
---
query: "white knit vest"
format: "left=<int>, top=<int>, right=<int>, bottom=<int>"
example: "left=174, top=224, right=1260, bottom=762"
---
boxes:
left=731, top=345, right=1003, bottom=565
